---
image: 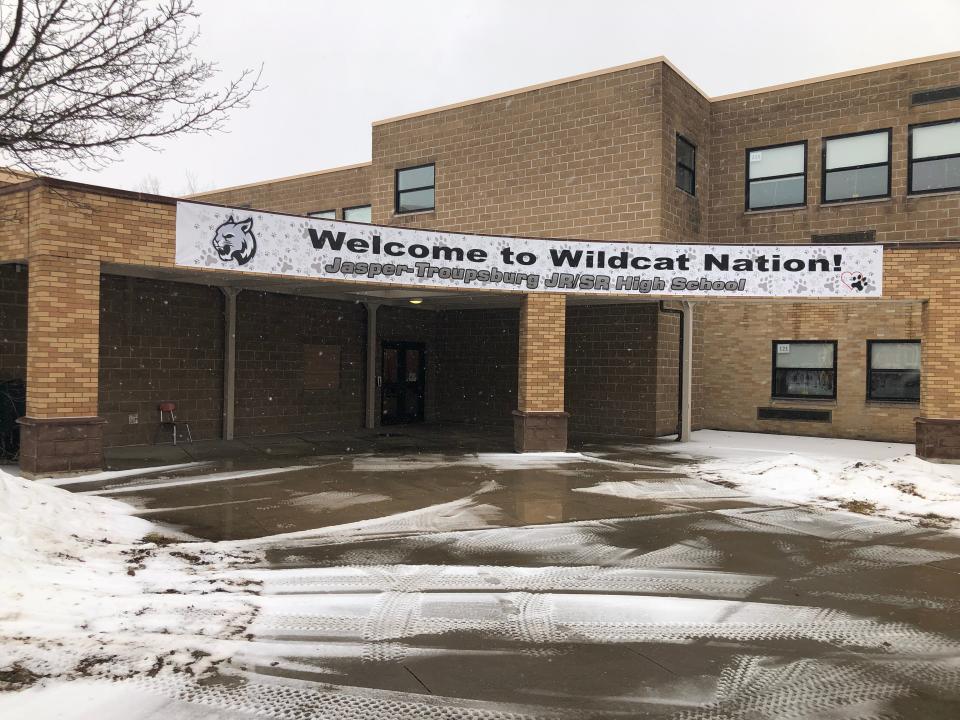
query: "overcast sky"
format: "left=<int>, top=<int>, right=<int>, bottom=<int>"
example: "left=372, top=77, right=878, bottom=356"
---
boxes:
left=64, top=0, right=960, bottom=196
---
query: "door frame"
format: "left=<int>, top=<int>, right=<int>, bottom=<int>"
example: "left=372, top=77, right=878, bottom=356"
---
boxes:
left=380, top=341, right=426, bottom=424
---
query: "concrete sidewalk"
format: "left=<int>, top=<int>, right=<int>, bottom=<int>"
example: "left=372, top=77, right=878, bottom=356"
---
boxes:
left=35, top=430, right=957, bottom=718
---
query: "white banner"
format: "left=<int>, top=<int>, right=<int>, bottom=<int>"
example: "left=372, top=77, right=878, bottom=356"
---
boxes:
left=175, top=201, right=884, bottom=298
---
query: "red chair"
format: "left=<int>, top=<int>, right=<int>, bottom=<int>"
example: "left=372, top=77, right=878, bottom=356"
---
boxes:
left=156, top=402, right=193, bottom=445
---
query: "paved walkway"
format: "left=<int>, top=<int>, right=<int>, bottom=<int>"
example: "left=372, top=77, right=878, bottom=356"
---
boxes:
left=35, top=427, right=960, bottom=717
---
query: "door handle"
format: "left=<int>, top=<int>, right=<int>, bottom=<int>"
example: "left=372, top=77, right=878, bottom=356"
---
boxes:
left=376, top=375, right=382, bottom=388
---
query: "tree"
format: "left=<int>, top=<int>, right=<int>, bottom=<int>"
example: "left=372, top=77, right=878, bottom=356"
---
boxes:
left=0, top=0, right=259, bottom=175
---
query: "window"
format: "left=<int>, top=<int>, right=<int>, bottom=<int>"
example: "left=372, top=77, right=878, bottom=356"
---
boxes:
left=396, top=163, right=435, bottom=213
left=343, top=205, right=372, bottom=223
left=867, top=340, right=920, bottom=402
left=909, top=119, right=960, bottom=194
left=307, top=209, right=336, bottom=219
left=746, top=142, right=806, bottom=210
left=772, top=341, right=837, bottom=399
left=676, top=134, right=696, bottom=195
left=822, top=129, right=891, bottom=203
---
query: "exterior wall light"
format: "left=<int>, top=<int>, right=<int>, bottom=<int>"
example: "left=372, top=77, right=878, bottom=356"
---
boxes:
left=408, top=298, right=424, bottom=304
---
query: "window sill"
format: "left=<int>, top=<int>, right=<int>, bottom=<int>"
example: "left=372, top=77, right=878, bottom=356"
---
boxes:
left=770, top=397, right=838, bottom=407
left=819, top=196, right=891, bottom=209
left=744, top=205, right=806, bottom=216
left=393, top=210, right=436, bottom=219
left=865, top=400, right=920, bottom=408
left=907, top=188, right=960, bottom=199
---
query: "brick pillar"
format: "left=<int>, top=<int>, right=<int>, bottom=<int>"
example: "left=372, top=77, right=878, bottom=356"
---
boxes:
left=18, top=256, right=105, bottom=475
left=916, top=294, right=960, bottom=462
left=513, top=293, right=568, bottom=452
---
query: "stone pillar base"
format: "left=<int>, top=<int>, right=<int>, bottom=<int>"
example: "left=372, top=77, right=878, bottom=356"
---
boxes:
left=17, top=416, right=106, bottom=477
left=915, top=417, right=960, bottom=463
left=513, top=410, right=569, bottom=453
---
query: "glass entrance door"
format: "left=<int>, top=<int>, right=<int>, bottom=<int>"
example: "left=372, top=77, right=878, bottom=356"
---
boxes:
left=381, top=342, right=426, bottom=424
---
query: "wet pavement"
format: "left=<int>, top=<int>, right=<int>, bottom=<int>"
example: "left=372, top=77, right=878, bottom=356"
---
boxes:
left=35, top=426, right=960, bottom=717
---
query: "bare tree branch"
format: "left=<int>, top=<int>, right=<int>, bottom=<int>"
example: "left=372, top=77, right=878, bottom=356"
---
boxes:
left=0, top=0, right=261, bottom=176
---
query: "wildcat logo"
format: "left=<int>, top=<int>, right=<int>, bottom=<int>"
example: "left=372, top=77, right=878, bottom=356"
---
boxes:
left=212, top=216, right=257, bottom=266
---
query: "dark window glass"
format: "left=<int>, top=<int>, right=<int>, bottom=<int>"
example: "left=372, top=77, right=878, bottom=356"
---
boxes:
left=396, top=164, right=435, bottom=213
left=822, top=130, right=890, bottom=202
left=676, top=135, right=696, bottom=195
left=772, top=341, right=836, bottom=399
left=747, top=143, right=806, bottom=210
left=910, top=119, right=960, bottom=194
left=911, top=156, right=960, bottom=193
left=868, top=341, right=920, bottom=401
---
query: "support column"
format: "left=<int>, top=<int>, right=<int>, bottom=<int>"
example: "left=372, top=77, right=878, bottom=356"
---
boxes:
left=679, top=301, right=694, bottom=442
left=915, top=295, right=960, bottom=461
left=513, top=293, right=568, bottom=452
left=221, top=287, right=240, bottom=441
left=365, top=302, right=379, bottom=429
left=18, top=256, right=105, bottom=476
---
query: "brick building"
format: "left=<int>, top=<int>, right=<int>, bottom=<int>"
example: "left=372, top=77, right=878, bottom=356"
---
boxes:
left=2, top=52, right=960, bottom=474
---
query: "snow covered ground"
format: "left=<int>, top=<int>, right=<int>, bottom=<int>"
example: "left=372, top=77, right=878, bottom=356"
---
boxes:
left=0, top=469, right=263, bottom=694
left=583, top=430, right=960, bottom=528
left=4, top=431, right=960, bottom=718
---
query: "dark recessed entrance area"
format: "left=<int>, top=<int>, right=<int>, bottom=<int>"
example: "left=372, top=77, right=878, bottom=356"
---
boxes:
left=381, top=341, right=426, bottom=424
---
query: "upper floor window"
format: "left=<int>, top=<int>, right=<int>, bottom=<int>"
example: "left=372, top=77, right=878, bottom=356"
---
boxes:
left=909, top=119, right=960, bottom=194
left=676, top=134, right=696, bottom=195
left=772, top=341, right=837, bottom=399
left=396, top=163, right=435, bottom=214
left=307, top=209, right=335, bottom=219
left=867, top=340, right=920, bottom=402
left=822, top=129, right=891, bottom=203
left=746, top=142, right=806, bottom=210
left=343, top=205, right=372, bottom=223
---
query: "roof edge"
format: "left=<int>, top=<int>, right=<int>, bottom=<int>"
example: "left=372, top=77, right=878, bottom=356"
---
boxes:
left=372, top=56, right=684, bottom=127
left=186, top=161, right=372, bottom=199
left=711, top=49, right=960, bottom=102
left=0, top=176, right=178, bottom=205
left=371, top=50, right=960, bottom=128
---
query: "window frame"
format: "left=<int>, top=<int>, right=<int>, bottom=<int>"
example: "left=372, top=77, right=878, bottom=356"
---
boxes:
left=908, top=118, right=960, bottom=195
left=771, top=340, right=838, bottom=400
left=820, top=128, right=892, bottom=204
left=343, top=204, right=372, bottom=223
left=745, top=140, right=808, bottom=211
left=866, top=339, right=921, bottom=403
left=675, top=133, right=696, bottom=196
left=306, top=209, right=336, bottom=219
left=395, top=162, right=436, bottom=215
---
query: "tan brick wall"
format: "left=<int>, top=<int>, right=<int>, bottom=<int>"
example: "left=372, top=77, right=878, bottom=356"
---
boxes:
left=885, top=248, right=960, bottom=420
left=370, top=64, right=664, bottom=241
left=661, top=64, right=710, bottom=244
left=708, top=56, right=960, bottom=245
left=518, top=294, right=566, bottom=413
left=0, top=185, right=32, bottom=261
left=26, top=255, right=100, bottom=418
left=38, top=185, right=176, bottom=266
left=191, top=165, right=370, bottom=218
left=698, top=300, right=923, bottom=442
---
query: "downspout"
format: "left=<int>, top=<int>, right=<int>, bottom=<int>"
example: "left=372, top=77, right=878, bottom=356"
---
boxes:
left=659, top=300, right=693, bottom=442
left=658, top=301, right=684, bottom=440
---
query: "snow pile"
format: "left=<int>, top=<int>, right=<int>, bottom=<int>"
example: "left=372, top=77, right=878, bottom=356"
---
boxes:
left=0, top=469, right=262, bottom=691
left=643, top=431, right=960, bottom=527
left=696, top=452, right=960, bottom=525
